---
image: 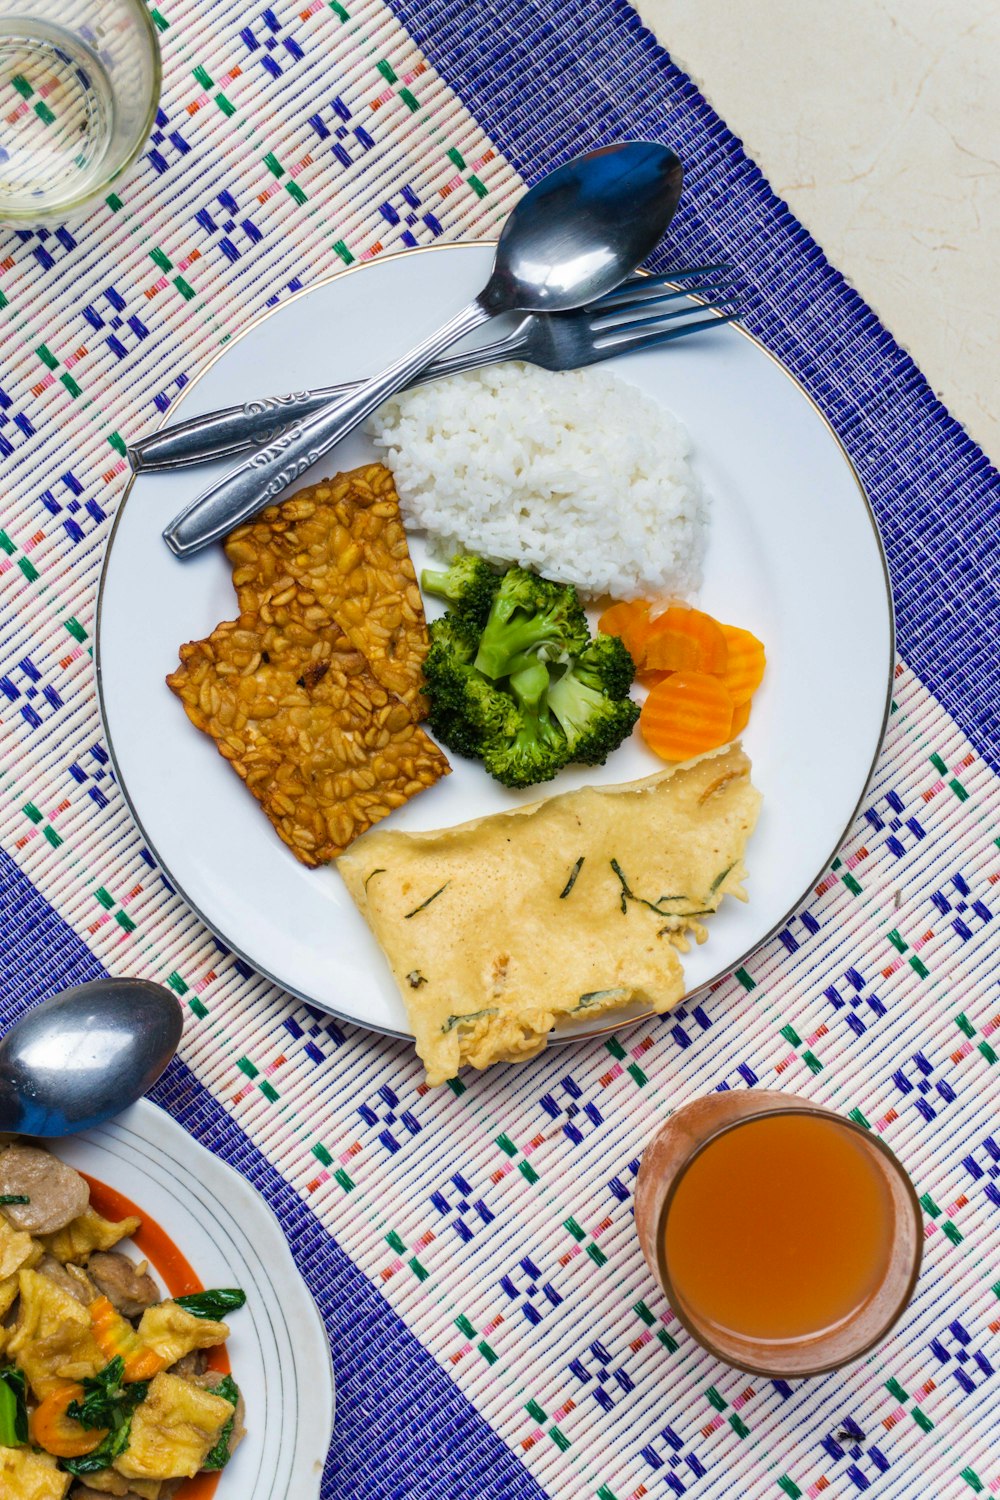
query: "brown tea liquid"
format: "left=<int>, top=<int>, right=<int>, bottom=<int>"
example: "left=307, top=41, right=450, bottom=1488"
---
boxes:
left=663, top=1112, right=895, bottom=1341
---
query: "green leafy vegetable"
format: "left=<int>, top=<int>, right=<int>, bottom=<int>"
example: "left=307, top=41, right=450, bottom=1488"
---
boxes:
left=363, top=868, right=386, bottom=891
left=403, top=883, right=449, bottom=919
left=62, top=1357, right=148, bottom=1476
left=0, top=1195, right=29, bottom=1206
left=201, top=1375, right=240, bottom=1471
left=709, top=863, right=735, bottom=893
left=0, top=1365, right=27, bottom=1447
left=559, top=856, right=585, bottom=899
left=175, top=1289, right=247, bottom=1320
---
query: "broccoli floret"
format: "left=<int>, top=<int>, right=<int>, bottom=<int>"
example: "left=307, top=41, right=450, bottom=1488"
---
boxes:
left=573, top=632, right=636, bottom=699
left=422, top=567, right=639, bottom=786
left=481, top=660, right=570, bottom=789
left=422, top=613, right=479, bottom=726
left=474, top=568, right=589, bottom=680
left=423, top=613, right=511, bottom=759
left=421, top=554, right=501, bottom=627
left=426, top=610, right=480, bottom=666
left=547, top=661, right=640, bottom=766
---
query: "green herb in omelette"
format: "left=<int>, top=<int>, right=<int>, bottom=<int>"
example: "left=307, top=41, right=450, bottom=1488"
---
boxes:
left=404, top=882, right=449, bottom=919
left=442, top=1008, right=498, bottom=1033
left=611, top=859, right=722, bottom=922
left=658, top=911, right=714, bottom=935
left=364, top=868, right=386, bottom=891
left=0, top=1195, right=29, bottom=1206
left=573, top=988, right=629, bottom=1012
left=559, top=856, right=585, bottom=899
left=611, top=857, right=633, bottom=914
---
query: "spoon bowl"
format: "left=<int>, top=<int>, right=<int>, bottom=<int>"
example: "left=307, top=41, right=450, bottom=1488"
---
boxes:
left=0, top=979, right=183, bottom=1136
left=484, top=141, right=683, bottom=313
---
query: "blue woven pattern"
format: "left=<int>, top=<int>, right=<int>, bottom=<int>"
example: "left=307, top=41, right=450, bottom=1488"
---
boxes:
left=2, top=2, right=1000, bottom=1498
left=0, top=840, right=548, bottom=1500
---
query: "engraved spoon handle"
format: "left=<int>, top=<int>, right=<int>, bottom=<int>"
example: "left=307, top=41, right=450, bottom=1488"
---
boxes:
left=162, top=297, right=493, bottom=557
left=129, top=320, right=533, bottom=471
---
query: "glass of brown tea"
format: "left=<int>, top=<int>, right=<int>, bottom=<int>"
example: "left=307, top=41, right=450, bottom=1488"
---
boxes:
left=634, top=1090, right=923, bottom=1376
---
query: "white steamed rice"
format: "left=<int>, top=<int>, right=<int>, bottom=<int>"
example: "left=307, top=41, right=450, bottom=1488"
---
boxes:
left=367, top=363, right=708, bottom=600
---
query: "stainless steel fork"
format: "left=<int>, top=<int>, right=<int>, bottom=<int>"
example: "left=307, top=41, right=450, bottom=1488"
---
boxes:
left=129, top=267, right=736, bottom=473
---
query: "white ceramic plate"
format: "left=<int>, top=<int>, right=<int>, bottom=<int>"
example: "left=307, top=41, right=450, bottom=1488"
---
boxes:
left=97, top=243, right=893, bottom=1040
left=55, top=1099, right=334, bottom=1498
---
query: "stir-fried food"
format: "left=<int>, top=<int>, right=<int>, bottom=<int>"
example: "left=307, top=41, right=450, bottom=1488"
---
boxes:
left=0, top=1145, right=246, bottom=1499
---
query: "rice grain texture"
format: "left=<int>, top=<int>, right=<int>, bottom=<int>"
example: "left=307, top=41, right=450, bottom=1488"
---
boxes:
left=368, top=363, right=708, bottom=600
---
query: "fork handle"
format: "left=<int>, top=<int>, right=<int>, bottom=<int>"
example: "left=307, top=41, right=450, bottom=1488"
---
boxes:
left=129, top=329, right=525, bottom=472
left=163, top=297, right=494, bottom=558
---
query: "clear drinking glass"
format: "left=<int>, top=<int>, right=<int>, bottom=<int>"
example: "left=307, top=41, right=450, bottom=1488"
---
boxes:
left=634, top=1091, right=923, bottom=1377
left=0, top=0, right=160, bottom=223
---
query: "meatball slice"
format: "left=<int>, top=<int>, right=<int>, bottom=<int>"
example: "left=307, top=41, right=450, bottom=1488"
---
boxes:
left=88, top=1251, right=159, bottom=1320
left=0, top=1143, right=89, bottom=1234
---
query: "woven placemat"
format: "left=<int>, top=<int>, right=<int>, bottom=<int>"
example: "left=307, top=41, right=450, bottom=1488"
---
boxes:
left=1, top=2, right=999, bottom=1497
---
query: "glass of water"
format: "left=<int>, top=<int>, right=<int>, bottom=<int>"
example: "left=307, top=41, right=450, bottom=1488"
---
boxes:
left=0, top=0, right=160, bottom=223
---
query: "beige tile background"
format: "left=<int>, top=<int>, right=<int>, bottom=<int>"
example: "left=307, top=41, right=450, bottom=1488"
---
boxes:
left=636, top=0, right=999, bottom=461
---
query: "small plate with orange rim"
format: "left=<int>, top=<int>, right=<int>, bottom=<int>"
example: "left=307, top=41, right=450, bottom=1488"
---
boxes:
left=54, top=1097, right=334, bottom=1500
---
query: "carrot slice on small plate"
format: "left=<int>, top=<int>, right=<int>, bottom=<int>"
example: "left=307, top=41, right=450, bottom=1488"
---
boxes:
left=640, top=670, right=735, bottom=761
left=643, top=605, right=728, bottom=676
left=719, top=623, right=766, bottom=704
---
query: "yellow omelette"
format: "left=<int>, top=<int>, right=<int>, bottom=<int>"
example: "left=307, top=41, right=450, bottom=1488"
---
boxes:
left=338, top=746, right=761, bottom=1085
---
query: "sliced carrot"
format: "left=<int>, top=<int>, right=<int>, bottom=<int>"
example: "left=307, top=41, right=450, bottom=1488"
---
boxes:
left=729, top=697, right=751, bottom=737
left=640, top=671, right=735, bottom=761
left=598, top=600, right=652, bottom=662
left=31, top=1384, right=107, bottom=1458
left=642, top=605, right=728, bottom=676
left=719, top=623, right=766, bottom=705
left=598, top=600, right=644, bottom=637
left=90, top=1294, right=166, bottom=1382
left=637, top=668, right=672, bottom=690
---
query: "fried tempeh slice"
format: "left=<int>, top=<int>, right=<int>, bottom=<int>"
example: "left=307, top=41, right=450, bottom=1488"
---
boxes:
left=167, top=618, right=448, bottom=866
left=225, top=464, right=430, bottom=718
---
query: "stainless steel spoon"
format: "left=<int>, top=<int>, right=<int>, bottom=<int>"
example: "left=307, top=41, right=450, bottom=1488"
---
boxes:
left=163, top=139, right=683, bottom=558
left=0, top=979, right=183, bottom=1135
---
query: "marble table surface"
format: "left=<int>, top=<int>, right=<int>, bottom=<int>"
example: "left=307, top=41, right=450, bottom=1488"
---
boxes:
left=637, top=0, right=999, bottom=462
